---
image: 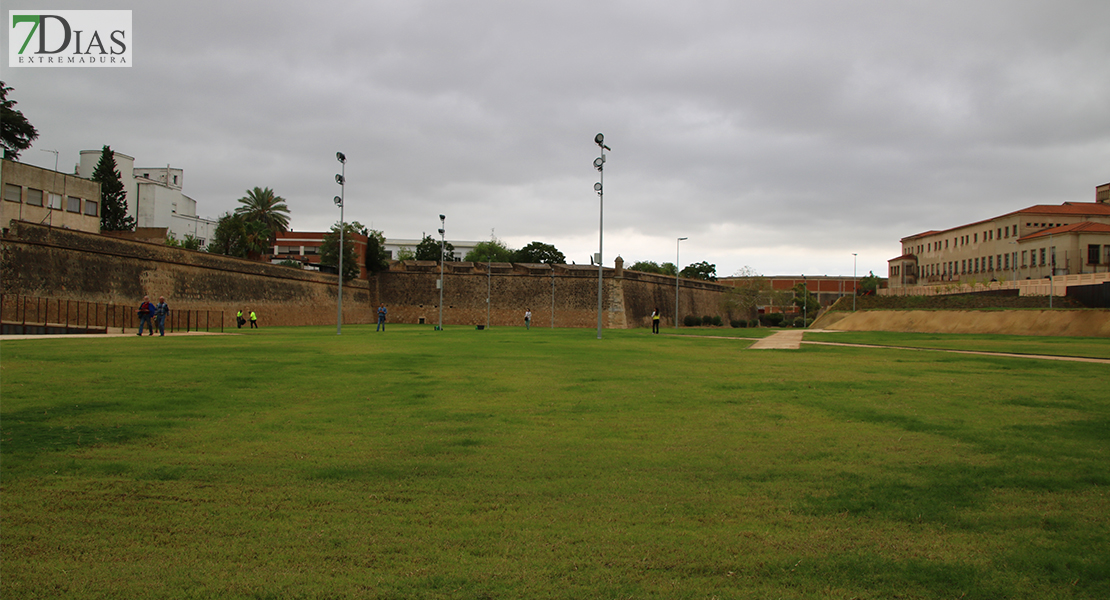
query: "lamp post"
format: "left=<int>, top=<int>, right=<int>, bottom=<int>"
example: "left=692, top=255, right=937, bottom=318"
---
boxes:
left=334, top=152, right=346, bottom=335
left=594, top=133, right=610, bottom=340
left=852, top=253, right=857, bottom=312
left=676, top=237, right=687, bottom=328
left=487, top=256, right=491, bottom=330
left=438, top=214, right=446, bottom=330
left=802, top=274, right=807, bottom=326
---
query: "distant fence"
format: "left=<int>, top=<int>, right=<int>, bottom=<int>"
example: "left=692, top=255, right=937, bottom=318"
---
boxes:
left=0, top=294, right=224, bottom=335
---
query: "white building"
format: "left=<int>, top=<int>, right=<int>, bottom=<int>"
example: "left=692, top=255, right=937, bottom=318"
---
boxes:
left=77, top=150, right=218, bottom=248
left=383, top=237, right=480, bottom=261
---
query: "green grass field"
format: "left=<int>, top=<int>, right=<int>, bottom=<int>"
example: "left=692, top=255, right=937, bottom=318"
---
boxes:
left=2, top=326, right=1108, bottom=599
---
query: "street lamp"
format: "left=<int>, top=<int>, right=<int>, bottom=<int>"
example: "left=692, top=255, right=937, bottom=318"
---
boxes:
left=676, top=237, right=687, bottom=328
left=594, top=132, right=610, bottom=340
left=335, top=151, right=346, bottom=335
left=802, top=274, right=807, bottom=326
left=852, top=253, right=857, bottom=312
left=438, top=214, right=446, bottom=330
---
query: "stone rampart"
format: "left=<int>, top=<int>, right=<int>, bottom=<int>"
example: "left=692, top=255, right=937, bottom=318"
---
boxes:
left=2, top=222, right=737, bottom=330
left=1, top=221, right=371, bottom=327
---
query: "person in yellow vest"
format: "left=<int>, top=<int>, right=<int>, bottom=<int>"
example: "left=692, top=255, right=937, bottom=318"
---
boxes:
left=237, top=309, right=244, bottom=328
left=249, top=310, right=258, bottom=329
left=652, top=307, right=660, bottom=334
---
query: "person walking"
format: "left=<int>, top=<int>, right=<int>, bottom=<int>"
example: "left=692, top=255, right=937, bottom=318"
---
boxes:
left=155, top=296, right=170, bottom=337
left=237, top=309, right=244, bottom=329
left=376, top=304, right=387, bottom=332
left=137, top=296, right=154, bottom=336
left=652, top=307, right=660, bottom=334
left=249, top=310, right=258, bottom=329
left=524, top=308, right=531, bottom=330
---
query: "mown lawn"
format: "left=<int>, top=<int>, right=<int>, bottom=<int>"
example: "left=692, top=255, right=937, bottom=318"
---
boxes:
left=2, top=325, right=1107, bottom=599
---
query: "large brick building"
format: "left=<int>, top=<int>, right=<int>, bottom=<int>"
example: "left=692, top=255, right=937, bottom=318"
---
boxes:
left=889, top=182, right=1110, bottom=290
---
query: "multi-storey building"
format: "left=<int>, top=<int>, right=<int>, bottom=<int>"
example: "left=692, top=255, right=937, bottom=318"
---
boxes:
left=76, top=150, right=218, bottom=247
left=889, top=183, right=1110, bottom=289
left=1, top=159, right=101, bottom=234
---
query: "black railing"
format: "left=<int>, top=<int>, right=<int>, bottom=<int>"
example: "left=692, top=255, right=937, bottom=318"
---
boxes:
left=1, top=294, right=224, bottom=335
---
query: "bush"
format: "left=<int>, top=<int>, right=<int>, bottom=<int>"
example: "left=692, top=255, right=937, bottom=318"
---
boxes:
left=793, top=316, right=806, bottom=328
left=711, top=316, right=723, bottom=327
left=683, top=315, right=700, bottom=327
left=748, top=319, right=759, bottom=328
left=701, top=315, right=713, bottom=326
left=761, top=313, right=785, bottom=327
left=731, top=319, right=746, bottom=328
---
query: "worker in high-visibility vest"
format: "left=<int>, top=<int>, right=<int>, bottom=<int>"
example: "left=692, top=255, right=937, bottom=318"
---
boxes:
left=237, top=309, right=244, bottom=328
left=249, top=310, right=258, bottom=329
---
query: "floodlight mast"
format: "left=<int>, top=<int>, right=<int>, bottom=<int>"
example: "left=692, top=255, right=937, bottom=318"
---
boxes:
left=438, top=214, right=446, bottom=331
left=335, top=152, right=346, bottom=335
left=594, top=133, right=608, bottom=340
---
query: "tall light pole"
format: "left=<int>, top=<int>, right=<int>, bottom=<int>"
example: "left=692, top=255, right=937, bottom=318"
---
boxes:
left=594, top=133, right=610, bottom=340
left=676, top=237, right=687, bottom=328
left=437, top=212, right=446, bottom=330
left=334, top=152, right=346, bottom=335
left=852, top=253, right=857, bottom=312
left=486, top=256, right=491, bottom=330
left=802, top=274, right=808, bottom=326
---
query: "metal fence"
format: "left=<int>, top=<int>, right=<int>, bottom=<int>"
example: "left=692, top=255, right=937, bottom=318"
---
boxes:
left=0, top=294, right=224, bottom=335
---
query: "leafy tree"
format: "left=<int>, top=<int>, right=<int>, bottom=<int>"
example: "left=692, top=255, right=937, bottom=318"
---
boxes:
left=791, top=282, right=819, bottom=314
left=396, top=246, right=416, bottom=261
left=722, top=266, right=769, bottom=320
left=365, top=229, right=389, bottom=274
left=235, top=187, right=290, bottom=240
left=660, top=262, right=678, bottom=276
left=465, top=237, right=515, bottom=263
left=680, top=261, right=717, bottom=281
left=208, top=212, right=247, bottom=257
left=320, top=221, right=366, bottom=282
left=859, top=271, right=881, bottom=295
left=629, top=260, right=664, bottom=274
left=1, top=81, right=38, bottom=160
left=165, top=233, right=202, bottom=251
left=415, top=234, right=455, bottom=262
left=514, top=241, right=565, bottom=265
left=276, top=259, right=303, bottom=268
left=91, top=145, right=135, bottom=231
left=207, top=212, right=270, bottom=259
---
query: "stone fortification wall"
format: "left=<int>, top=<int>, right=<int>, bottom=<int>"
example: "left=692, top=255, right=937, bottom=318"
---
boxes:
left=376, top=261, right=736, bottom=329
left=1, top=222, right=735, bottom=331
left=1, top=221, right=371, bottom=327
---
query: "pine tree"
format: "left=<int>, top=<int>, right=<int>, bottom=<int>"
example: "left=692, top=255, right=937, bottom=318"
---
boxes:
left=92, top=145, right=135, bottom=231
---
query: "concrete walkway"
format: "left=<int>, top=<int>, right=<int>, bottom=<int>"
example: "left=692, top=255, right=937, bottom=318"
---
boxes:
left=748, top=330, right=806, bottom=349
left=0, top=331, right=228, bottom=341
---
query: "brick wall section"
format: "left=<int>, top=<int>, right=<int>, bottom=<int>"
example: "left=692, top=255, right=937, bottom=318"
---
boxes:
left=1, top=221, right=372, bottom=326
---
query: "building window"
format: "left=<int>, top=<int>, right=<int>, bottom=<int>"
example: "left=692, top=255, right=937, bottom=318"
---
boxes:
left=3, top=183, right=21, bottom=203
left=1039, top=248, right=1046, bottom=266
left=974, top=233, right=978, bottom=243
left=1021, top=250, right=1027, bottom=267
left=26, top=188, right=44, bottom=206
left=974, top=258, right=979, bottom=272
left=988, top=256, right=993, bottom=271
left=67, top=196, right=82, bottom=213
left=84, top=200, right=98, bottom=216
left=1090, top=245, right=1103, bottom=265
left=1004, top=254, right=1009, bottom=270
left=48, top=193, right=63, bottom=210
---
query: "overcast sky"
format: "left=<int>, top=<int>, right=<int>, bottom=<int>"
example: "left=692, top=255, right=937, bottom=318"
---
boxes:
left=5, top=0, right=1109, bottom=278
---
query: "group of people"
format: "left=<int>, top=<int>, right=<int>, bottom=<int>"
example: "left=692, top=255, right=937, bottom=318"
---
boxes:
left=136, top=296, right=170, bottom=336
left=237, top=309, right=258, bottom=329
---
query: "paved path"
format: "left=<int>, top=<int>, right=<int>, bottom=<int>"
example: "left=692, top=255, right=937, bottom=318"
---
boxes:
left=748, top=329, right=1110, bottom=364
left=748, top=330, right=806, bottom=349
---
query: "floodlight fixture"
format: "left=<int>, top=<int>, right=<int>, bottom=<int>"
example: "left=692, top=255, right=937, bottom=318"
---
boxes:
left=333, top=196, right=342, bottom=207
left=336, top=152, right=346, bottom=163
left=335, top=174, right=344, bottom=185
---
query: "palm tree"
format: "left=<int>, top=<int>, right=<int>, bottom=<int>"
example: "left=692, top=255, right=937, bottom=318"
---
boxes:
left=235, top=187, right=291, bottom=235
